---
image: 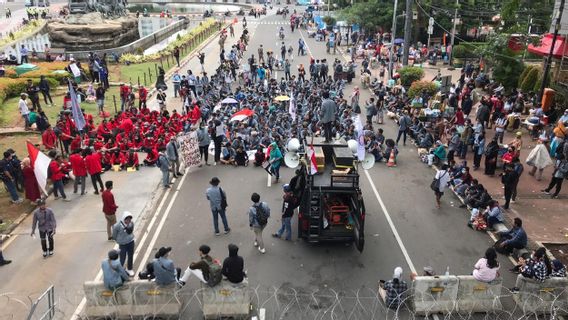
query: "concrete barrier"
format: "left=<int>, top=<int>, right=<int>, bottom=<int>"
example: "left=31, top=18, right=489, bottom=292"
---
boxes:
left=83, top=280, right=181, bottom=319
left=201, top=280, right=250, bottom=319
left=456, top=276, right=503, bottom=312
left=411, top=276, right=459, bottom=315
left=513, top=275, right=568, bottom=315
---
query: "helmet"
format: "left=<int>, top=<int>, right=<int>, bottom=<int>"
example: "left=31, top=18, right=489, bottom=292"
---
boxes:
left=283, top=184, right=291, bottom=192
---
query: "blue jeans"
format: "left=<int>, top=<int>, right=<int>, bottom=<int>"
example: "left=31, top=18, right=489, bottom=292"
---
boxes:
left=173, top=83, right=180, bottom=97
left=211, top=208, right=229, bottom=233
left=277, top=217, right=292, bottom=240
left=161, top=169, right=170, bottom=187
left=271, top=164, right=281, bottom=180
left=52, top=180, right=67, bottom=199
left=3, top=179, right=19, bottom=201
left=119, top=240, right=135, bottom=270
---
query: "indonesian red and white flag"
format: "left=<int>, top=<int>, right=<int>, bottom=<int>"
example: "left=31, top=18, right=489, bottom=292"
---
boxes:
left=306, top=144, right=318, bottom=175
left=27, top=142, right=50, bottom=195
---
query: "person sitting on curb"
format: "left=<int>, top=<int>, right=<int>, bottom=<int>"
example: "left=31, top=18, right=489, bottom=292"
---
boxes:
left=222, top=243, right=246, bottom=284
left=483, top=200, right=505, bottom=230
left=101, top=249, right=129, bottom=291
left=180, top=244, right=221, bottom=286
left=495, top=218, right=527, bottom=255
left=152, top=246, right=182, bottom=286
left=551, top=259, right=567, bottom=277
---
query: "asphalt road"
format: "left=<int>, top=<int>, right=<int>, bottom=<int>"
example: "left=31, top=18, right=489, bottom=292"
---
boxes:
left=131, top=10, right=521, bottom=320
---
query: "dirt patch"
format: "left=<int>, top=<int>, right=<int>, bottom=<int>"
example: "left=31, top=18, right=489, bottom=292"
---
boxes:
left=543, top=243, right=568, bottom=266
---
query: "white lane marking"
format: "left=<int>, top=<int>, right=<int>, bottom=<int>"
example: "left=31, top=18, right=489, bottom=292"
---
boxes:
left=136, top=172, right=190, bottom=274
left=267, top=173, right=272, bottom=187
left=363, top=170, right=417, bottom=274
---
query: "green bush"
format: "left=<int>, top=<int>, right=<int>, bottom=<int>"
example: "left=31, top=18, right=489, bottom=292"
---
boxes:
left=521, top=67, right=540, bottom=92
left=517, top=65, right=534, bottom=88
left=408, top=80, right=438, bottom=98
left=398, top=66, right=425, bottom=87
left=322, top=16, right=336, bottom=27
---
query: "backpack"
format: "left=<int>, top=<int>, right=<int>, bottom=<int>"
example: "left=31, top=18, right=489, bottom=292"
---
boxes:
left=205, top=259, right=222, bottom=287
left=255, top=203, right=268, bottom=226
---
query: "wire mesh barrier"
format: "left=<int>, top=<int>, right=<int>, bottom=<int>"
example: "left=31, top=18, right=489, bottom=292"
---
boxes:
left=1, top=284, right=568, bottom=320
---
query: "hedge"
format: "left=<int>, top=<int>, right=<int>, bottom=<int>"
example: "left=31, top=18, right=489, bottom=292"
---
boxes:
left=0, top=75, right=59, bottom=103
left=398, top=66, right=425, bottom=87
left=119, top=18, right=218, bottom=64
left=408, top=80, right=438, bottom=98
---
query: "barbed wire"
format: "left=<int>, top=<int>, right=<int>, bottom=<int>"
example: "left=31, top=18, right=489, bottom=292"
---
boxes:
left=2, top=284, right=567, bottom=320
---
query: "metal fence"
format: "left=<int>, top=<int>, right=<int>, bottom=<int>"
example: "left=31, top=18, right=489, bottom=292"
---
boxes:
left=1, top=285, right=567, bottom=320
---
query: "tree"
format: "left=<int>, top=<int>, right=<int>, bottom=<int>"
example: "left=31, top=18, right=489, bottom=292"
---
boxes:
left=337, top=0, right=402, bottom=34
left=398, top=66, right=425, bottom=87
left=476, top=34, right=525, bottom=91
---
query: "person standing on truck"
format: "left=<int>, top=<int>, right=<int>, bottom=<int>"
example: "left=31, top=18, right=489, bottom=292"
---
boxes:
left=321, top=91, right=337, bottom=142
left=249, top=193, right=271, bottom=254
left=272, top=184, right=299, bottom=241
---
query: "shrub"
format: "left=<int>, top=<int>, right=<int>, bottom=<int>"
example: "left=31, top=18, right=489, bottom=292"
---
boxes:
left=0, top=78, right=29, bottom=102
left=521, top=67, right=540, bottom=93
left=119, top=18, right=218, bottom=64
left=518, top=64, right=537, bottom=88
left=408, top=80, right=438, bottom=98
left=322, top=16, right=336, bottom=27
left=398, top=66, right=425, bottom=87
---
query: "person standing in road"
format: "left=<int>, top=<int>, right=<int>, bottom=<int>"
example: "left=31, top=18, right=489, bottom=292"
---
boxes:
left=272, top=184, right=298, bottom=241
left=69, top=149, right=87, bottom=195
left=249, top=193, right=270, bottom=254
left=198, top=52, right=206, bottom=73
left=396, top=110, right=411, bottom=146
left=206, top=177, right=231, bottom=236
left=213, top=119, right=226, bottom=165
left=172, top=71, right=181, bottom=99
left=102, top=181, right=118, bottom=241
left=166, top=137, right=183, bottom=178
left=158, top=149, right=171, bottom=188
left=112, top=211, right=135, bottom=277
left=31, top=199, right=57, bottom=258
left=85, top=148, right=105, bottom=195
left=433, top=164, right=451, bottom=209
left=511, top=157, right=524, bottom=202
left=197, top=123, right=211, bottom=166
left=20, top=45, right=29, bottom=64
left=48, top=151, right=70, bottom=202
left=541, top=158, right=568, bottom=199
left=321, top=91, right=337, bottom=143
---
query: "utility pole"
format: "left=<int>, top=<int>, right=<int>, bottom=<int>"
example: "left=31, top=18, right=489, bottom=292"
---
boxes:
left=539, top=0, right=566, bottom=100
left=449, top=0, right=459, bottom=67
left=389, top=0, right=399, bottom=78
left=427, top=17, right=434, bottom=49
left=402, top=0, right=412, bottom=66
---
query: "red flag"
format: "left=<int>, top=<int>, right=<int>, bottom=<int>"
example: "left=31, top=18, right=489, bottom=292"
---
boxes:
left=27, top=142, right=50, bottom=195
left=307, top=144, right=318, bottom=175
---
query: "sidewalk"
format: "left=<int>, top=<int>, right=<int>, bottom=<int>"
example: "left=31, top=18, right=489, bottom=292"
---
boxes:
left=0, top=17, right=235, bottom=319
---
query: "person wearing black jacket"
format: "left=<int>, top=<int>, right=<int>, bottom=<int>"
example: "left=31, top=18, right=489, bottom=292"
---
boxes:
left=38, top=75, right=53, bottom=105
left=222, top=244, right=245, bottom=284
left=484, top=137, right=499, bottom=176
left=272, top=184, right=299, bottom=240
left=501, top=164, right=519, bottom=209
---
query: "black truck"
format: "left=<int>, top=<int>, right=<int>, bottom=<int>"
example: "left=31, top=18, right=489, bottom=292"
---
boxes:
left=291, top=140, right=365, bottom=252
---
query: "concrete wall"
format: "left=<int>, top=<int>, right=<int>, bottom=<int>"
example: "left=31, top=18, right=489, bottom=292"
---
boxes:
left=0, top=21, right=50, bottom=61
left=66, top=19, right=189, bottom=60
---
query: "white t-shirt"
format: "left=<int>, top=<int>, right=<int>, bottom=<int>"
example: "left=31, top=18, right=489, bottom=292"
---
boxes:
left=435, top=169, right=450, bottom=192
left=473, top=258, right=500, bottom=282
left=18, top=99, right=30, bottom=115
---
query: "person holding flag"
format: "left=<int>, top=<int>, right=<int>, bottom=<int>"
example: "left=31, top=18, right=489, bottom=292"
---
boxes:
left=68, top=80, right=86, bottom=134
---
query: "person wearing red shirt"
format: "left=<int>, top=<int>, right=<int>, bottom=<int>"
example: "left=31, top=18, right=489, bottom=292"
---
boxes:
left=119, top=83, right=130, bottom=112
left=69, top=149, right=87, bottom=195
left=101, top=180, right=118, bottom=240
left=84, top=148, right=104, bottom=194
left=125, top=150, right=140, bottom=170
left=47, top=150, right=70, bottom=201
left=189, top=104, right=201, bottom=125
left=143, top=148, right=159, bottom=166
left=138, top=85, right=148, bottom=109
left=70, top=134, right=82, bottom=154
left=42, top=125, right=57, bottom=150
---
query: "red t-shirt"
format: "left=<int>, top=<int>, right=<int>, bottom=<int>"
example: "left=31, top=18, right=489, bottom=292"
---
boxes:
left=69, top=153, right=87, bottom=177
left=85, top=153, right=103, bottom=175
left=49, top=160, right=65, bottom=181
left=101, top=189, right=118, bottom=215
left=42, top=130, right=57, bottom=150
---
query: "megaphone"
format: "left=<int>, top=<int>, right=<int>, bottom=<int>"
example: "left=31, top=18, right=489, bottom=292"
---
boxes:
left=361, top=153, right=375, bottom=170
left=284, top=152, right=300, bottom=168
left=347, top=139, right=358, bottom=155
left=287, top=138, right=300, bottom=153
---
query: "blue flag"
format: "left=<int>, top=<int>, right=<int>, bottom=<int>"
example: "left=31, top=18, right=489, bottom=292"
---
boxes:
left=68, top=81, right=86, bottom=131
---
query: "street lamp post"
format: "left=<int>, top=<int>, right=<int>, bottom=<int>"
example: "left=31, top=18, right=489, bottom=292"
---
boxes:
left=389, top=0, right=399, bottom=79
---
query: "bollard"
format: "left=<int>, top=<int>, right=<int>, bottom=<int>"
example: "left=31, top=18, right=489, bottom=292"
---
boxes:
left=154, top=64, right=158, bottom=77
left=160, top=57, right=164, bottom=69
left=137, top=76, right=140, bottom=86
left=143, top=73, right=147, bottom=86
left=112, top=95, right=118, bottom=114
